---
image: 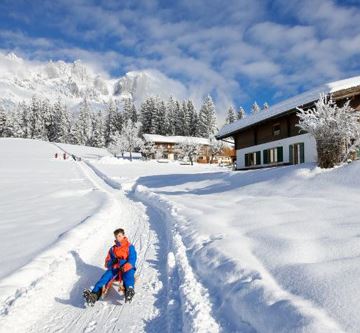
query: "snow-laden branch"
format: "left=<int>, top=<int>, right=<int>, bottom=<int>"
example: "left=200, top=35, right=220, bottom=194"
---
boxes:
left=297, top=94, right=360, bottom=168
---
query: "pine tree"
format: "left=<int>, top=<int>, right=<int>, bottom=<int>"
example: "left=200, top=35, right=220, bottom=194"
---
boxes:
left=251, top=102, right=261, bottom=115
left=173, top=100, right=182, bottom=135
left=187, top=100, right=198, bottom=137
left=140, top=97, right=157, bottom=135
left=74, top=98, right=92, bottom=145
left=123, top=99, right=138, bottom=124
left=113, top=100, right=124, bottom=137
left=237, top=107, right=246, bottom=120
left=198, top=95, right=217, bottom=138
left=42, top=98, right=56, bottom=142
left=104, top=99, right=119, bottom=147
left=0, top=107, right=6, bottom=137
left=90, top=111, right=105, bottom=147
left=9, top=105, right=26, bottom=138
left=53, top=98, right=71, bottom=143
left=29, top=96, right=46, bottom=140
left=17, top=102, right=30, bottom=138
left=263, top=102, right=270, bottom=111
left=166, top=96, right=177, bottom=135
left=180, top=101, right=191, bottom=136
left=225, top=106, right=236, bottom=124
left=156, top=100, right=167, bottom=135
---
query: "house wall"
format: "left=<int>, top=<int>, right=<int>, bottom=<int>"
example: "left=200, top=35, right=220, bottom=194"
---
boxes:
left=234, top=112, right=301, bottom=150
left=350, top=94, right=360, bottom=110
left=236, top=133, right=317, bottom=169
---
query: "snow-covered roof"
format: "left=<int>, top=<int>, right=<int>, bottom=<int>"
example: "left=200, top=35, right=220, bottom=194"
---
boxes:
left=143, top=134, right=209, bottom=145
left=217, top=75, right=360, bottom=139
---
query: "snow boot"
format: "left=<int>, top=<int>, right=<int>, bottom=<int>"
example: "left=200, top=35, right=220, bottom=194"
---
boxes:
left=125, top=287, right=135, bottom=303
left=83, top=289, right=101, bottom=307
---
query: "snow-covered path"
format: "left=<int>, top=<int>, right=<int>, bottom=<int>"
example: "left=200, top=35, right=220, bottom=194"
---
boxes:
left=0, top=154, right=221, bottom=333
left=3, top=140, right=354, bottom=332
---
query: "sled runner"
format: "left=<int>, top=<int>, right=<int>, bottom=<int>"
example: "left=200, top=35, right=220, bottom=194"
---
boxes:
left=101, top=274, right=139, bottom=299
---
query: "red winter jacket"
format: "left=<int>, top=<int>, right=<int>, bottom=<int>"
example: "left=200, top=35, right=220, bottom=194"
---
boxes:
left=104, top=237, right=137, bottom=272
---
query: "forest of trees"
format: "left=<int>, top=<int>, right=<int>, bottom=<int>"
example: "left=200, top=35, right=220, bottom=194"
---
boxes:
left=0, top=94, right=219, bottom=149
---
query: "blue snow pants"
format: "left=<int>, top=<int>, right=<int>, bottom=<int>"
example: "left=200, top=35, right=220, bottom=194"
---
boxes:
left=92, top=267, right=135, bottom=293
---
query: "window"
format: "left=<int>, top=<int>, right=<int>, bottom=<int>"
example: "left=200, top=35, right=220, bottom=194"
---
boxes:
left=289, top=143, right=304, bottom=164
left=273, top=123, right=281, bottom=136
left=263, top=147, right=283, bottom=164
left=245, top=151, right=261, bottom=167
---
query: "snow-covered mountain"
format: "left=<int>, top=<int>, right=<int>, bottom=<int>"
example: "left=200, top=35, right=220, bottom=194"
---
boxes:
left=0, top=52, right=188, bottom=112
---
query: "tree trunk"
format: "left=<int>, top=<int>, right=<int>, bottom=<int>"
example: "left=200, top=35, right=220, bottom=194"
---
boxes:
left=129, top=150, right=132, bottom=161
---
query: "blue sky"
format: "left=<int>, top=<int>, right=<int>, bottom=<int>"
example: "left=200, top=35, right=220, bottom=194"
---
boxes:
left=1, top=0, right=360, bottom=116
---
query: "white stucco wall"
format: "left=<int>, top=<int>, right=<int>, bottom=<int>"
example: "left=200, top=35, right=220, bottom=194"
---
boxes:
left=236, top=133, right=317, bottom=169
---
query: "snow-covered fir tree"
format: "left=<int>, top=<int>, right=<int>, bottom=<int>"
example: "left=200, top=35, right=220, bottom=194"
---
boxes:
left=17, top=102, right=30, bottom=138
left=166, top=96, right=177, bottom=135
left=113, top=100, right=124, bottom=135
left=225, top=106, right=236, bottom=124
left=123, top=98, right=138, bottom=124
left=251, top=102, right=261, bottom=115
left=263, top=102, right=270, bottom=111
left=187, top=100, right=198, bottom=137
left=155, top=100, right=167, bottom=135
left=140, top=97, right=157, bottom=135
left=53, top=98, right=71, bottom=143
left=74, top=98, right=92, bottom=145
left=297, top=94, right=360, bottom=168
left=29, top=96, right=47, bottom=140
left=89, top=111, right=105, bottom=148
left=173, top=100, right=183, bottom=136
left=179, top=100, right=191, bottom=136
left=198, top=95, right=217, bottom=138
left=237, top=106, right=246, bottom=120
left=0, top=107, right=6, bottom=137
left=42, top=98, right=56, bottom=142
left=6, top=105, right=25, bottom=138
left=104, top=99, right=119, bottom=147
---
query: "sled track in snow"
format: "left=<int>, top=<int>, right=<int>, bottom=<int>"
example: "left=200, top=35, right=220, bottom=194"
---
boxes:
left=83, top=161, right=220, bottom=333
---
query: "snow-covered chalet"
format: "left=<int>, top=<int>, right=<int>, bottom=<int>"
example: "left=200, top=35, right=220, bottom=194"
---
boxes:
left=142, top=134, right=234, bottom=164
left=216, top=76, right=360, bottom=170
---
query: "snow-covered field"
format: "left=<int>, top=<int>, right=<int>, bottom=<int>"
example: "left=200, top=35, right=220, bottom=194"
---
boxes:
left=1, top=138, right=360, bottom=332
left=94, top=157, right=360, bottom=332
left=0, top=138, right=105, bottom=280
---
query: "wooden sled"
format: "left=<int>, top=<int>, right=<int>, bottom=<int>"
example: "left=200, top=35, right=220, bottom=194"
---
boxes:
left=101, top=275, right=139, bottom=299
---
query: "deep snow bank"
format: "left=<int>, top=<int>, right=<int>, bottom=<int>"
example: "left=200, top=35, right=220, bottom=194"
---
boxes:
left=0, top=138, right=105, bottom=280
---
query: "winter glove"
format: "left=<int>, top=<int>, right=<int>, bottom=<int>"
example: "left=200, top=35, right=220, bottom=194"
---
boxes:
left=120, top=263, right=133, bottom=273
left=106, top=258, right=118, bottom=268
